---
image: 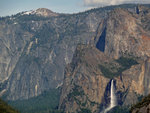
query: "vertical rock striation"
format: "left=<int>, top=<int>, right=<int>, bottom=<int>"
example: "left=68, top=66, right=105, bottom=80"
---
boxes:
left=59, top=5, right=150, bottom=113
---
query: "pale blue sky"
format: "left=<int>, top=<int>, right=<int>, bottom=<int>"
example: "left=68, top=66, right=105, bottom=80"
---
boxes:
left=0, top=0, right=86, bottom=16
left=0, top=0, right=150, bottom=17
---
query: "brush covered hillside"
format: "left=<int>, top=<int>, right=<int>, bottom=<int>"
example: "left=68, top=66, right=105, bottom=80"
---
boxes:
left=0, top=98, right=19, bottom=113
left=131, top=94, right=150, bottom=113
left=0, top=3, right=150, bottom=113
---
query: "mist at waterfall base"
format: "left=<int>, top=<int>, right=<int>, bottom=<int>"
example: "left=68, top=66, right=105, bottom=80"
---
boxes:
left=102, top=79, right=117, bottom=113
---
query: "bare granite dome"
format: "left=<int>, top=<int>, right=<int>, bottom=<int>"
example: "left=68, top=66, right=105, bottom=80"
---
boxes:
left=35, top=8, right=58, bottom=17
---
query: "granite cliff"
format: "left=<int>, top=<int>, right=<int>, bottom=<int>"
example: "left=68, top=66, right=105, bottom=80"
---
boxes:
left=0, top=4, right=144, bottom=101
left=59, top=5, right=150, bottom=113
left=0, top=4, right=150, bottom=113
left=0, top=6, right=106, bottom=100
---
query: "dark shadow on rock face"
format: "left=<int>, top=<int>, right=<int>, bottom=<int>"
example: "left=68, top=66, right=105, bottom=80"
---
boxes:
left=99, top=79, right=111, bottom=112
left=96, top=27, right=106, bottom=52
left=136, top=6, right=140, bottom=14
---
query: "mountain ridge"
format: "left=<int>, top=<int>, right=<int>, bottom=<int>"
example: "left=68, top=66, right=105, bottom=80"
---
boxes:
left=0, top=3, right=150, bottom=113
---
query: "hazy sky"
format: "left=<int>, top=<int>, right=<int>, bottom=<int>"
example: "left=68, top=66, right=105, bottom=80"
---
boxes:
left=0, top=0, right=150, bottom=17
left=84, top=0, right=150, bottom=6
left=0, top=0, right=85, bottom=16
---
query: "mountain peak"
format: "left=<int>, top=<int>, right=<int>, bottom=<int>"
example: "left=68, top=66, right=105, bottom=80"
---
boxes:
left=35, top=8, right=58, bottom=17
left=22, top=8, right=58, bottom=17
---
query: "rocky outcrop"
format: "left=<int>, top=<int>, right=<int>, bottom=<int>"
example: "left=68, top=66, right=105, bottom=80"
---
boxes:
left=59, top=45, right=110, bottom=113
left=35, top=8, right=58, bottom=17
left=0, top=4, right=110, bottom=100
left=59, top=47, right=150, bottom=113
left=0, top=22, right=32, bottom=98
left=114, top=58, right=150, bottom=106
left=59, top=45, right=147, bottom=112
left=0, top=4, right=150, bottom=103
left=94, top=7, right=150, bottom=60
left=131, top=94, right=150, bottom=113
left=59, top=6, right=150, bottom=113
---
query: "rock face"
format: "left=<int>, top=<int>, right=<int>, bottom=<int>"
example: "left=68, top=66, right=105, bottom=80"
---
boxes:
left=94, top=7, right=150, bottom=60
left=0, top=22, right=32, bottom=98
left=131, top=94, right=150, bottom=113
left=59, top=5, right=150, bottom=113
left=0, top=4, right=150, bottom=105
left=35, top=8, right=58, bottom=17
left=132, top=104, right=150, bottom=113
left=59, top=45, right=110, bottom=113
left=59, top=45, right=150, bottom=112
left=0, top=4, right=114, bottom=100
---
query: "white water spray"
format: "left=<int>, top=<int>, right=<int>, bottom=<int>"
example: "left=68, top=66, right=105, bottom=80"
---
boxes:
left=104, top=79, right=117, bottom=113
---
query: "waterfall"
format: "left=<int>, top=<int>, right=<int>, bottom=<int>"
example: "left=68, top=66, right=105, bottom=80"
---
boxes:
left=110, top=79, right=116, bottom=108
left=104, top=79, right=117, bottom=113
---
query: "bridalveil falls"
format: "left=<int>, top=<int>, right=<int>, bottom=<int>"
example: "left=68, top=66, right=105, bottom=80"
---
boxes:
left=104, top=79, right=117, bottom=113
